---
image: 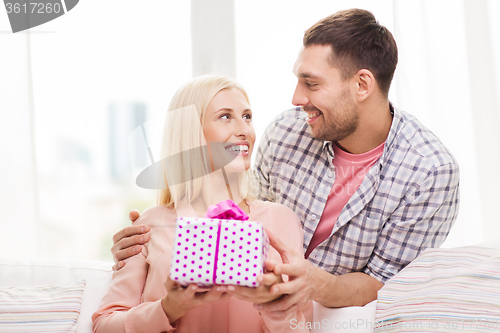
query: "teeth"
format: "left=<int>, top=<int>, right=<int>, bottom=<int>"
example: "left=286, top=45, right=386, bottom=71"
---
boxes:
left=307, top=112, right=321, bottom=119
left=225, top=145, right=249, bottom=152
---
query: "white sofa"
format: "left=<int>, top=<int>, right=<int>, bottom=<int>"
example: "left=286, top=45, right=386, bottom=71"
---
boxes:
left=0, top=258, right=377, bottom=333
left=0, top=258, right=113, bottom=333
left=2, top=241, right=499, bottom=333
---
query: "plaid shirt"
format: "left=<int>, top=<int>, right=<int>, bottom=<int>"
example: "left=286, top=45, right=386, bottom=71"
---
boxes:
left=254, top=106, right=460, bottom=283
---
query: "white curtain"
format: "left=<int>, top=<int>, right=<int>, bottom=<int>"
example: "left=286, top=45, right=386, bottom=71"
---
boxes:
left=0, top=31, right=40, bottom=259
left=391, top=0, right=500, bottom=246
left=1, top=0, right=499, bottom=261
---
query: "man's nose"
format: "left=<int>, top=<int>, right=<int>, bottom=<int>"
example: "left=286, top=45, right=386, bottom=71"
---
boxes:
left=292, top=83, right=309, bottom=107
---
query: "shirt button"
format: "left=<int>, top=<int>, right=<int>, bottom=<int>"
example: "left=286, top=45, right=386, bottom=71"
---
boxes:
left=311, top=214, right=317, bottom=221
left=328, top=171, right=334, bottom=178
left=336, top=221, right=340, bottom=227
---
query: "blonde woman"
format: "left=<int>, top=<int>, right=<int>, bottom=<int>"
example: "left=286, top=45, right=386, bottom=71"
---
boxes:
left=92, top=75, right=310, bottom=333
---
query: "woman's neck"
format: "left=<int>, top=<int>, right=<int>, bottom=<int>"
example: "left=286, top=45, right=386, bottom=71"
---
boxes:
left=186, top=169, right=246, bottom=217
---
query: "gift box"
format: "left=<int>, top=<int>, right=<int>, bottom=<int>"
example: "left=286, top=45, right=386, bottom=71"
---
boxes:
left=169, top=201, right=269, bottom=288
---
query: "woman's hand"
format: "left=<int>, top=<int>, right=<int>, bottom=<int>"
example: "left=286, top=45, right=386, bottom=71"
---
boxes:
left=225, top=260, right=284, bottom=304
left=161, top=276, right=230, bottom=323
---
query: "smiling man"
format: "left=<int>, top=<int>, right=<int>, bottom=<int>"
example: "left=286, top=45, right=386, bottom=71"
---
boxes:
left=110, top=8, right=460, bottom=317
left=251, top=8, right=459, bottom=313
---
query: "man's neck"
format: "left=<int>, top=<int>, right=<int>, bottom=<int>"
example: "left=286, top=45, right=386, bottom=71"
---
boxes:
left=336, top=100, right=393, bottom=154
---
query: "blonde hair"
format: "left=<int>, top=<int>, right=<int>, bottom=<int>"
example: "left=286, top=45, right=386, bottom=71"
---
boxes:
left=157, top=75, right=256, bottom=207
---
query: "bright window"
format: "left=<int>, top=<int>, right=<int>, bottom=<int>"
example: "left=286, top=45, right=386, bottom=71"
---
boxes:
left=30, top=1, right=191, bottom=260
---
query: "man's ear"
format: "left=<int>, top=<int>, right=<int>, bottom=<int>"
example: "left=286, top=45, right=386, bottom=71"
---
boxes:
left=354, top=69, right=376, bottom=102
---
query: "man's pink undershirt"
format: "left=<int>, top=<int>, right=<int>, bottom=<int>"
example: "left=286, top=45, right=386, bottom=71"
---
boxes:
left=305, top=141, right=385, bottom=259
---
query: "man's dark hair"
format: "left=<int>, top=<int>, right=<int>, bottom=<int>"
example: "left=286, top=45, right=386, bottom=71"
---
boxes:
left=304, top=9, right=398, bottom=97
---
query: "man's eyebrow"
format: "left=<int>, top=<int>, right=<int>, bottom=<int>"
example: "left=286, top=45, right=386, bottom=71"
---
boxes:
left=299, top=73, right=319, bottom=79
left=293, top=70, right=321, bottom=79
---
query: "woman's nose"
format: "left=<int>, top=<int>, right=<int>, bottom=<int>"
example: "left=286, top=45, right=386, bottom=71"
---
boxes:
left=234, top=118, right=251, bottom=137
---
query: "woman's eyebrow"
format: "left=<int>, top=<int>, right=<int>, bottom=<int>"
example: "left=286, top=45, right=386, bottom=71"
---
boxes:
left=216, top=108, right=252, bottom=113
left=216, top=108, right=234, bottom=113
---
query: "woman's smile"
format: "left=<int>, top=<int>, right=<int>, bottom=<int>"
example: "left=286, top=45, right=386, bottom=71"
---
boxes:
left=224, top=141, right=250, bottom=156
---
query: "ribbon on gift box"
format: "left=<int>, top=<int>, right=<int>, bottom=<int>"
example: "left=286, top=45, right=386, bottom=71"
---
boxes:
left=204, top=200, right=249, bottom=220
left=204, top=200, right=248, bottom=285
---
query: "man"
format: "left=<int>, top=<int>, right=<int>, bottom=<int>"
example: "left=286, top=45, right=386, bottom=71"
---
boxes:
left=111, top=9, right=459, bottom=313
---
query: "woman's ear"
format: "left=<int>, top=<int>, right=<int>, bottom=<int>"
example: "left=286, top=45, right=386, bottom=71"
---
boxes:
left=354, top=69, right=375, bottom=102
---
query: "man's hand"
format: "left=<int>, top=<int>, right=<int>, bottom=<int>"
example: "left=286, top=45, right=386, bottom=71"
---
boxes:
left=254, top=230, right=326, bottom=316
left=226, top=260, right=283, bottom=304
left=111, top=209, right=150, bottom=271
left=255, top=230, right=383, bottom=312
left=162, top=277, right=230, bottom=323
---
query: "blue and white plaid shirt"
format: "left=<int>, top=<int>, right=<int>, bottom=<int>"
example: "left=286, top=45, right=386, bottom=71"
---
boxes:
left=254, top=106, right=460, bottom=283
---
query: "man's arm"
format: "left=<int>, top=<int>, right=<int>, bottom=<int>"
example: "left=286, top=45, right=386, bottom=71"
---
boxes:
left=110, top=209, right=150, bottom=271
left=254, top=231, right=382, bottom=315
left=363, top=162, right=460, bottom=283
left=258, top=162, right=459, bottom=312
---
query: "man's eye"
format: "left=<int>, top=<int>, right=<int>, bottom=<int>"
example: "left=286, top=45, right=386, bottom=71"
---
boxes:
left=306, top=82, right=317, bottom=87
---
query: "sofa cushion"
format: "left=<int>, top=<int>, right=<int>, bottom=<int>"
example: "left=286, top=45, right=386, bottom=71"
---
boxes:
left=0, top=280, right=85, bottom=332
left=375, top=246, right=500, bottom=332
left=0, top=259, right=113, bottom=333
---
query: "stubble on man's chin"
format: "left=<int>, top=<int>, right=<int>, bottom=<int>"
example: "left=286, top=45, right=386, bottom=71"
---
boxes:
left=305, top=97, right=359, bottom=142
left=308, top=124, right=350, bottom=142
left=308, top=117, right=358, bottom=142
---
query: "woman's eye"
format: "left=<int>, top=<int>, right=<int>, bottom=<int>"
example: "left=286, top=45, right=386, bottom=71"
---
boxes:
left=243, top=114, right=252, bottom=120
left=220, top=114, right=230, bottom=120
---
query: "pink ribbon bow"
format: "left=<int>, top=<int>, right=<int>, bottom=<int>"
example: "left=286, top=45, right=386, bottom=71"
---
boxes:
left=204, top=200, right=249, bottom=221
left=204, top=200, right=249, bottom=284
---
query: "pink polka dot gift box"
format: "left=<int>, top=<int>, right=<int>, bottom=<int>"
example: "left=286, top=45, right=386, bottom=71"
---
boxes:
left=169, top=200, right=270, bottom=287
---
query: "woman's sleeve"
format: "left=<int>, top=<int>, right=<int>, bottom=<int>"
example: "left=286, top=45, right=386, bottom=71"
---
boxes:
left=260, top=204, right=312, bottom=333
left=92, top=212, right=176, bottom=333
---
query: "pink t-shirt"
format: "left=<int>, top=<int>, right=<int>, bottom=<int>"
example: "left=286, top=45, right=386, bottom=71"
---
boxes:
left=305, top=141, right=385, bottom=258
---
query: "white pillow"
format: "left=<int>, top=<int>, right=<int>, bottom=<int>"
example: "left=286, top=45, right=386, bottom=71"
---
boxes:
left=0, top=280, right=86, bottom=333
left=375, top=246, right=500, bottom=332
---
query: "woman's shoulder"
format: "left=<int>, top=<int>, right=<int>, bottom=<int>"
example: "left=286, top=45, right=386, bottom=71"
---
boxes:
left=249, top=200, right=303, bottom=245
left=249, top=200, right=299, bottom=221
left=133, top=204, right=176, bottom=226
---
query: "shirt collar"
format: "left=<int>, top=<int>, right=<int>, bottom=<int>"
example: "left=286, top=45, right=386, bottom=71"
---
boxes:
left=379, top=102, right=402, bottom=169
left=322, top=140, right=334, bottom=158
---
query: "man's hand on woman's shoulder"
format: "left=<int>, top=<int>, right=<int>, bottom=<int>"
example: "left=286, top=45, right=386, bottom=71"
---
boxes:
left=111, top=209, right=150, bottom=271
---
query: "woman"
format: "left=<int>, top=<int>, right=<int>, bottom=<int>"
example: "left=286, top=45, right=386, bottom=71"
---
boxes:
left=92, top=75, right=310, bottom=332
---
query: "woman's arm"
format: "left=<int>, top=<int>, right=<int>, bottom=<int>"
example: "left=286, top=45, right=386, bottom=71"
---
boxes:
left=92, top=250, right=177, bottom=333
left=94, top=206, right=230, bottom=333
left=93, top=207, right=177, bottom=333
